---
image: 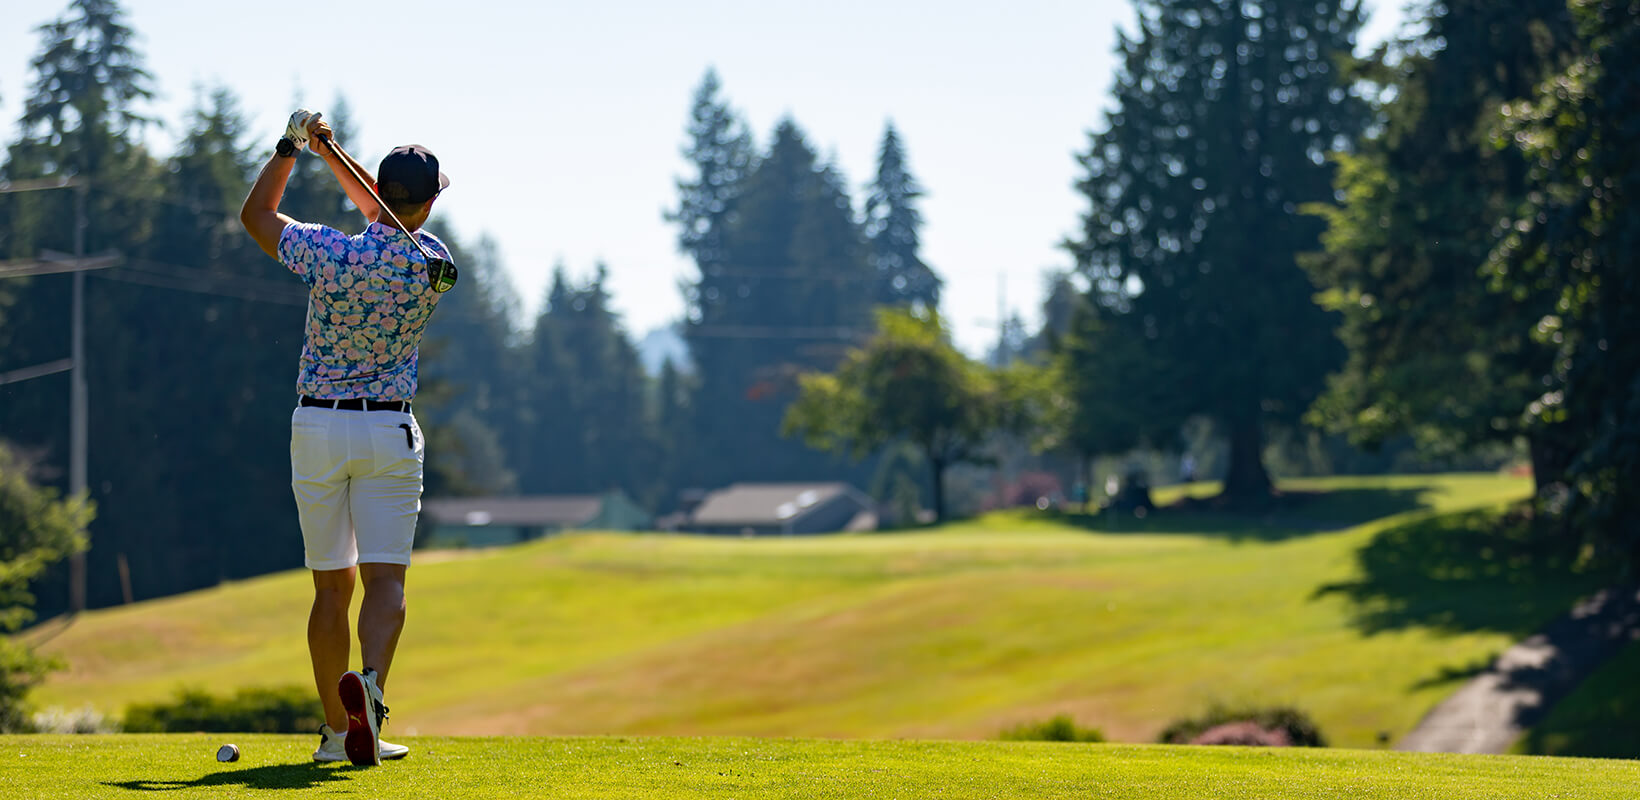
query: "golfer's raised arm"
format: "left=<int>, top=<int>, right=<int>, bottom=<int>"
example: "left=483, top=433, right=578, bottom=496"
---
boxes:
left=240, top=148, right=299, bottom=260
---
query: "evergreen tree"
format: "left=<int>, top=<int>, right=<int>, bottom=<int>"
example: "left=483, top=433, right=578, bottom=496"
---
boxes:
left=1303, top=0, right=1578, bottom=490
left=1490, top=0, right=1640, bottom=562
left=686, top=119, right=873, bottom=487
left=667, top=68, right=755, bottom=284
left=130, top=86, right=304, bottom=592
left=0, top=0, right=167, bottom=611
left=14, top=0, right=153, bottom=179
left=512, top=266, right=654, bottom=499
left=419, top=231, right=521, bottom=496
left=515, top=268, right=580, bottom=493
left=864, top=122, right=940, bottom=311
left=1069, top=0, right=1369, bottom=505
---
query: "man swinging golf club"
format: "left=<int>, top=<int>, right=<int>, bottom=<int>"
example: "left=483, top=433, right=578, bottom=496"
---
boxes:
left=240, top=109, right=456, bottom=766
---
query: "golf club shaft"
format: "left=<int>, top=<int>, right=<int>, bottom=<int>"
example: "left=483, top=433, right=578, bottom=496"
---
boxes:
left=314, top=134, right=437, bottom=262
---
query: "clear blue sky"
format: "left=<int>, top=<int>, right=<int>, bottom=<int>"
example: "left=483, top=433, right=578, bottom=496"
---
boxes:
left=1, top=0, right=1405, bottom=356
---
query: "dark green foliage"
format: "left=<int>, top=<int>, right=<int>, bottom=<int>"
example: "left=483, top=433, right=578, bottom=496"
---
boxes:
left=416, top=228, right=519, bottom=497
left=0, top=444, right=91, bottom=732
left=682, top=109, right=875, bottom=488
left=122, top=685, right=323, bottom=733
left=1158, top=704, right=1326, bottom=747
left=668, top=68, right=755, bottom=282
left=1069, top=0, right=1369, bottom=505
left=1520, top=639, right=1640, bottom=759
left=865, top=122, right=939, bottom=311
left=999, top=714, right=1105, bottom=743
left=1488, top=0, right=1640, bottom=566
left=1303, top=0, right=1577, bottom=487
left=514, top=265, right=657, bottom=501
left=15, top=0, right=153, bottom=178
left=1045, top=299, right=1151, bottom=476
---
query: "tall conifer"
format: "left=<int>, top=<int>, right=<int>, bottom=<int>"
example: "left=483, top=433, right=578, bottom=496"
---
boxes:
left=1070, top=0, right=1368, bottom=504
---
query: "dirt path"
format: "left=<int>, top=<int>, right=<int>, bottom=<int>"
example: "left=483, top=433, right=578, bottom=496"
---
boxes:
left=1397, top=585, right=1640, bottom=754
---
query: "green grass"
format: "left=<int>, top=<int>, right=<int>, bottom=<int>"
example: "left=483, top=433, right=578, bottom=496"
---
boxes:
left=3, top=734, right=1638, bottom=799
left=1515, top=638, right=1640, bottom=759
left=28, top=473, right=1606, bottom=749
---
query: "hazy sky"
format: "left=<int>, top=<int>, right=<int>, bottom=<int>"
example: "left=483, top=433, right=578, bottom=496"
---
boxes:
left=1, top=0, right=1405, bottom=356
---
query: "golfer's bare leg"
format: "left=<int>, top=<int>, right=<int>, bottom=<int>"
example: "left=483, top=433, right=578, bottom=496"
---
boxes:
left=358, top=563, right=407, bottom=689
left=309, top=567, right=356, bottom=731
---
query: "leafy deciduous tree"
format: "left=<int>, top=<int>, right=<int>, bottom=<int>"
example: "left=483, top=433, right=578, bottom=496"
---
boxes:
left=784, top=309, right=998, bottom=522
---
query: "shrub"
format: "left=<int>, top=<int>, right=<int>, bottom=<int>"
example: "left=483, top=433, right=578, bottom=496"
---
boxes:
left=1158, top=705, right=1326, bottom=747
left=1190, top=721, right=1291, bottom=746
left=123, top=686, right=323, bottom=733
left=1000, top=714, right=1106, bottom=743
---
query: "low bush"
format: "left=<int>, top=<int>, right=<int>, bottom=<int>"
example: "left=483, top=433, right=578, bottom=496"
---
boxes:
left=122, top=685, right=322, bottom=733
left=1158, top=705, right=1326, bottom=747
left=999, top=714, right=1106, bottom=743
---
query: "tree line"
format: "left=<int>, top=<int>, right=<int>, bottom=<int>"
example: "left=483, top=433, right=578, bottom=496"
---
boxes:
left=2, top=0, right=1637, bottom=620
left=791, top=0, right=1638, bottom=566
left=0, top=0, right=937, bottom=614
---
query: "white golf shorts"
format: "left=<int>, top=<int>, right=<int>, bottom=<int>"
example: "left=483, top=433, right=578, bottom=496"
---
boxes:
left=290, top=405, right=424, bottom=570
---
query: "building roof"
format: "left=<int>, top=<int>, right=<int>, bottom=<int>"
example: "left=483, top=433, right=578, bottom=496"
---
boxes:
left=422, top=495, right=606, bottom=527
left=688, top=482, right=869, bottom=527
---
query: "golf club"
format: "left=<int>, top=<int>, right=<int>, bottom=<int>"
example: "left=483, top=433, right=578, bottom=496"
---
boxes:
left=315, top=133, right=458, bottom=293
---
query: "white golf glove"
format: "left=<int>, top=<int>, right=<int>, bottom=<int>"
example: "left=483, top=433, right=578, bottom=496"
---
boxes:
left=285, top=109, right=321, bottom=150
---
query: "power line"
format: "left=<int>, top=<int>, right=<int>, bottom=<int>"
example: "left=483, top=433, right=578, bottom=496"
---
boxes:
left=0, top=253, right=122, bottom=278
left=0, top=358, right=72, bottom=386
left=0, top=176, right=82, bottom=194
left=95, top=266, right=310, bottom=307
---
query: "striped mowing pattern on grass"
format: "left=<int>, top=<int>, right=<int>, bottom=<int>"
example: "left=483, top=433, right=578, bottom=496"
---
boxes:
left=30, top=474, right=1592, bottom=749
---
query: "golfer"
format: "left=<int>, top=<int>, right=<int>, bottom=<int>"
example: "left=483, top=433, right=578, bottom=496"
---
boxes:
left=239, top=110, right=453, bottom=767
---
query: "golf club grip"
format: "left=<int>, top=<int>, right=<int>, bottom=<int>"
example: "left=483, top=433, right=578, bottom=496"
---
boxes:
left=314, top=135, right=437, bottom=263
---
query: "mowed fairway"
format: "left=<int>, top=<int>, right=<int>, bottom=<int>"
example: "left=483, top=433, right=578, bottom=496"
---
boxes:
left=4, top=735, right=1639, bottom=800
left=29, top=474, right=1599, bottom=748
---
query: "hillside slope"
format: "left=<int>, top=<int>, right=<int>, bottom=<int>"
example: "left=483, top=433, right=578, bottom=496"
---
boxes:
left=31, top=474, right=1597, bottom=748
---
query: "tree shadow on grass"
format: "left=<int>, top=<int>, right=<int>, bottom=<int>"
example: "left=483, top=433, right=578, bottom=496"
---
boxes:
left=1048, top=486, right=1432, bottom=542
left=1314, top=507, right=1613, bottom=638
left=105, top=762, right=351, bottom=792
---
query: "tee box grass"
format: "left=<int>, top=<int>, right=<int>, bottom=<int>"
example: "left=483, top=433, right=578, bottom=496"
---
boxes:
left=3, top=734, right=1639, bottom=800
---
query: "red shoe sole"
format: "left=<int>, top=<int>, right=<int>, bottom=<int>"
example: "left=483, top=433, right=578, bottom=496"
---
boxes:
left=337, top=673, right=379, bottom=766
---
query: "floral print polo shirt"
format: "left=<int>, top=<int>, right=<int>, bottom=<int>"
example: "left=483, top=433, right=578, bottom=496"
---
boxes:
left=278, top=221, right=450, bottom=402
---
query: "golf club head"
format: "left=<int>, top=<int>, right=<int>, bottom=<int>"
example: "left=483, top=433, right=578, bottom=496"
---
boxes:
left=427, top=257, right=458, bottom=293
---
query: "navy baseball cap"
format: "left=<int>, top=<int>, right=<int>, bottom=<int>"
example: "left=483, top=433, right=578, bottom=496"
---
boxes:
left=377, top=145, right=449, bottom=205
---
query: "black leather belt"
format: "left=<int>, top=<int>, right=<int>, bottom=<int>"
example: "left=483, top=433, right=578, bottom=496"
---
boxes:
left=299, top=396, right=411, bottom=413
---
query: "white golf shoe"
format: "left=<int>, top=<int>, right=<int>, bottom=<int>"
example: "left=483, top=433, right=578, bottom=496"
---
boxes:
left=338, top=669, right=402, bottom=766
left=313, top=723, right=409, bottom=763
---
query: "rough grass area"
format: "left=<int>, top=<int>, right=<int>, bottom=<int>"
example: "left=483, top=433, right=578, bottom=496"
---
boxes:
left=3, top=734, right=1638, bottom=800
left=29, top=474, right=1606, bottom=749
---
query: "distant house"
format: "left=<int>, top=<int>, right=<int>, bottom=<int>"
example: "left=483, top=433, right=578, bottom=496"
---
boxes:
left=420, top=491, right=651, bottom=548
left=683, top=482, right=877, bottom=536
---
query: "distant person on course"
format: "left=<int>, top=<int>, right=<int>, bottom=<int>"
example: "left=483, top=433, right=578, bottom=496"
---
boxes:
left=239, top=109, right=454, bottom=767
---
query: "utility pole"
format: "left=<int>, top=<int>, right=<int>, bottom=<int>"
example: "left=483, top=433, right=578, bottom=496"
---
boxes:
left=69, top=181, right=88, bottom=614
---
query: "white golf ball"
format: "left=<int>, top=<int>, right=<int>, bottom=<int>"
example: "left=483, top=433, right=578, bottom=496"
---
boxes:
left=216, top=743, right=240, bottom=762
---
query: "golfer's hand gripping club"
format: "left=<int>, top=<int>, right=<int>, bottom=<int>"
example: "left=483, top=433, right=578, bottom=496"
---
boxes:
left=286, top=109, right=319, bottom=151
left=314, top=133, right=458, bottom=293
